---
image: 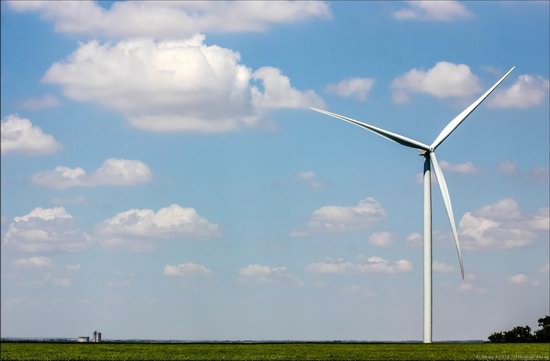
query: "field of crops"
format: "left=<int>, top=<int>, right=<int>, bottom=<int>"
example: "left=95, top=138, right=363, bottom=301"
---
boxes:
left=1, top=342, right=549, bottom=361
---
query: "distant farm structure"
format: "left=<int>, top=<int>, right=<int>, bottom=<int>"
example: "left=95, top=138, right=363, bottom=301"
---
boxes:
left=75, top=331, right=101, bottom=343
left=93, top=331, right=102, bottom=343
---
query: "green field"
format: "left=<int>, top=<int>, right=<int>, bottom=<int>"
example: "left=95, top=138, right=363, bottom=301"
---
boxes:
left=1, top=342, right=549, bottom=361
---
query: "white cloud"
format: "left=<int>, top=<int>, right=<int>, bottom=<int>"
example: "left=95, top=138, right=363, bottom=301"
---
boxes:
left=13, top=256, right=54, bottom=269
left=368, top=231, right=392, bottom=247
left=498, top=160, right=518, bottom=176
left=43, top=37, right=323, bottom=133
left=163, top=262, right=211, bottom=277
left=32, top=158, right=152, bottom=189
left=489, top=74, right=549, bottom=108
left=8, top=1, right=330, bottom=39
left=291, top=197, right=385, bottom=236
left=1, top=114, right=61, bottom=155
left=406, top=232, right=423, bottom=247
left=497, top=161, right=549, bottom=183
left=530, top=167, right=549, bottom=183
left=325, top=77, right=375, bottom=101
left=539, top=263, right=550, bottom=273
left=239, top=264, right=303, bottom=286
left=105, top=270, right=133, bottom=288
left=296, top=171, right=323, bottom=189
left=52, top=277, right=73, bottom=288
left=10, top=257, right=80, bottom=289
left=345, top=284, right=377, bottom=298
left=457, top=282, right=486, bottom=293
left=416, top=160, right=479, bottom=182
left=529, top=208, right=549, bottom=231
left=459, top=198, right=548, bottom=250
left=20, top=94, right=60, bottom=111
left=97, top=204, right=220, bottom=251
left=391, top=61, right=481, bottom=103
left=433, top=261, right=454, bottom=273
left=509, top=273, right=529, bottom=286
left=252, top=67, right=325, bottom=110
left=307, top=256, right=413, bottom=275
left=439, top=160, right=479, bottom=175
left=457, top=273, right=483, bottom=292
left=393, top=1, right=472, bottom=22
left=465, top=273, right=477, bottom=282
left=3, top=207, right=91, bottom=252
left=66, top=264, right=81, bottom=272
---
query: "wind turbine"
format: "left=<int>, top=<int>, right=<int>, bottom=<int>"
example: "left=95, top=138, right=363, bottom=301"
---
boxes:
left=311, top=66, right=515, bottom=343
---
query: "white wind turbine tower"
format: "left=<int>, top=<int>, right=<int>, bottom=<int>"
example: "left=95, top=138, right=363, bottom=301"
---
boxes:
left=312, top=66, right=515, bottom=343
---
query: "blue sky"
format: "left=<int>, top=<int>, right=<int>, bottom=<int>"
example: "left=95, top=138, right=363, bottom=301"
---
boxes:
left=1, top=1, right=548, bottom=341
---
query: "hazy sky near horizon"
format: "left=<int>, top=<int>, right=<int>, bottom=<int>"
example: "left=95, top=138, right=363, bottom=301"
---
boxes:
left=1, top=1, right=548, bottom=341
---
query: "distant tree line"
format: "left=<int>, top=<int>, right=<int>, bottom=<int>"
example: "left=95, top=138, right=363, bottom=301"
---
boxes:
left=488, top=315, right=549, bottom=343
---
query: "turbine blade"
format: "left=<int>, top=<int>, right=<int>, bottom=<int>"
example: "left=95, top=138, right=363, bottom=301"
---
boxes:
left=431, top=66, right=515, bottom=150
left=311, top=107, right=430, bottom=151
left=429, top=152, right=464, bottom=279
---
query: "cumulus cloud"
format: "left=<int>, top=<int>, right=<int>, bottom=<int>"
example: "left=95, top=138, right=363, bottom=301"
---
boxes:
left=489, top=75, right=549, bottom=108
left=3, top=207, right=90, bottom=252
left=539, top=263, right=550, bottom=273
left=529, top=208, right=549, bottom=231
left=509, top=273, right=529, bottom=286
left=439, top=160, right=479, bottom=175
left=368, top=231, right=393, bottom=247
left=97, top=204, right=220, bottom=251
left=32, top=158, right=152, bottom=189
left=66, top=264, right=81, bottom=272
left=13, top=256, right=54, bottom=269
left=417, top=160, right=479, bottom=182
left=252, top=67, right=324, bottom=110
left=406, top=232, right=423, bottom=247
left=497, top=161, right=549, bottom=183
left=345, top=284, right=377, bottom=298
left=465, top=273, right=477, bottom=282
left=52, top=277, right=73, bottom=288
left=104, top=270, right=133, bottom=288
left=291, top=197, right=385, bottom=236
left=20, top=94, right=60, bottom=111
left=325, top=77, right=375, bottom=101
left=8, top=1, right=330, bottom=39
left=393, top=1, right=472, bottom=22
left=296, top=171, right=323, bottom=189
left=498, top=160, right=518, bottom=176
left=43, top=36, right=323, bottom=133
left=307, top=256, right=413, bottom=274
left=163, top=262, right=211, bottom=277
left=12, top=261, right=81, bottom=288
left=433, top=261, right=454, bottom=273
left=458, top=282, right=486, bottom=293
left=530, top=167, right=549, bottom=183
left=238, top=264, right=303, bottom=286
left=1, top=114, right=61, bottom=155
left=459, top=198, right=548, bottom=250
left=391, top=61, right=480, bottom=103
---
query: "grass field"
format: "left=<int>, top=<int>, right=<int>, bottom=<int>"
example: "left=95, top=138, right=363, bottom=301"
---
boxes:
left=1, top=342, right=549, bottom=361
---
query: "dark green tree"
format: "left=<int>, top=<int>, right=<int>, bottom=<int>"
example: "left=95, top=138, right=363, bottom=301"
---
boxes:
left=503, top=326, right=533, bottom=342
left=488, top=332, right=505, bottom=343
left=534, top=315, right=550, bottom=342
left=488, top=316, right=550, bottom=343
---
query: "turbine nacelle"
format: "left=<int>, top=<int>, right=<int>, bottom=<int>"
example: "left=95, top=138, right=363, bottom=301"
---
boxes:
left=311, top=66, right=515, bottom=280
